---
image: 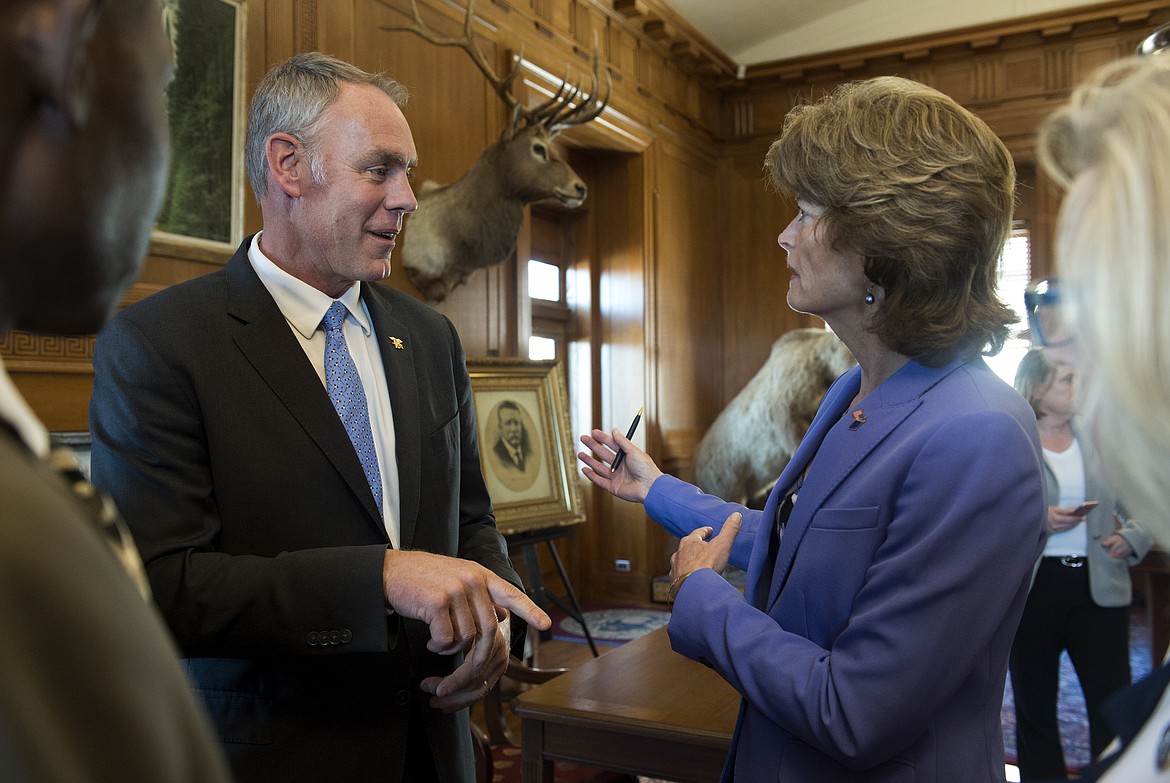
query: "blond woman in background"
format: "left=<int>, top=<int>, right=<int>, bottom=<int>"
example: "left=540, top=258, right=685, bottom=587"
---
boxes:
left=1035, top=48, right=1170, bottom=782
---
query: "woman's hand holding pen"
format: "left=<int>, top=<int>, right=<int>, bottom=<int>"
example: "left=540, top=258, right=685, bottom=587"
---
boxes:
left=578, top=427, right=663, bottom=503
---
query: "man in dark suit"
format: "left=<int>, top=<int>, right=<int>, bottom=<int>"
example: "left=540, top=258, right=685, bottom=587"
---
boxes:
left=89, top=52, right=549, bottom=783
left=0, top=0, right=230, bottom=780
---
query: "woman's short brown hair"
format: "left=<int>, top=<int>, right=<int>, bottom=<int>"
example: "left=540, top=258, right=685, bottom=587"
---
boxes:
left=766, top=76, right=1017, bottom=366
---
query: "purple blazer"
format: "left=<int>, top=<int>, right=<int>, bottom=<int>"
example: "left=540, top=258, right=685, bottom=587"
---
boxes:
left=647, top=358, right=1046, bottom=782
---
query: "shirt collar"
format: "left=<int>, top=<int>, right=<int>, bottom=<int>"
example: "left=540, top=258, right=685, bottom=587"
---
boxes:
left=0, top=357, right=49, bottom=457
left=247, top=233, right=372, bottom=337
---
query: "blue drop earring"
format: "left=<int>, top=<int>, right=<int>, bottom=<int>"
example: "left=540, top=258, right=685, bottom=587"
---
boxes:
left=864, top=286, right=876, bottom=305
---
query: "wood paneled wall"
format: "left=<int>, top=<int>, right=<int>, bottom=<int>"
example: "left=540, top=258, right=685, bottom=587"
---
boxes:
left=6, top=0, right=1166, bottom=604
left=715, top=0, right=1170, bottom=401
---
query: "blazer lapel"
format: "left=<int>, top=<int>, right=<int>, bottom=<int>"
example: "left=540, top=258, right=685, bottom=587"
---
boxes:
left=762, top=359, right=964, bottom=610
left=224, top=247, right=384, bottom=530
left=363, top=286, right=421, bottom=549
left=748, top=367, right=859, bottom=608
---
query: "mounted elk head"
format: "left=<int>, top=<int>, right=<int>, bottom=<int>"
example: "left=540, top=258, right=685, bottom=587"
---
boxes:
left=383, top=0, right=610, bottom=302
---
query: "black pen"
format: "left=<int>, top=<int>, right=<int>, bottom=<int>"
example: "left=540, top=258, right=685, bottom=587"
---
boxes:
left=610, top=406, right=643, bottom=473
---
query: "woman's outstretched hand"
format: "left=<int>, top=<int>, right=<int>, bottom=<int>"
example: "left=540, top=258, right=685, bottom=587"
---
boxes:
left=578, top=427, right=663, bottom=504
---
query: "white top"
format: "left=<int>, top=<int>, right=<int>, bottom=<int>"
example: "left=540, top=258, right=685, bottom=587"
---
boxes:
left=247, top=234, right=401, bottom=547
left=1042, top=438, right=1088, bottom=557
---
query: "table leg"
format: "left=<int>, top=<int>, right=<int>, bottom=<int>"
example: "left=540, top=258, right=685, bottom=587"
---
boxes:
left=1143, top=571, right=1170, bottom=663
left=520, top=718, right=555, bottom=783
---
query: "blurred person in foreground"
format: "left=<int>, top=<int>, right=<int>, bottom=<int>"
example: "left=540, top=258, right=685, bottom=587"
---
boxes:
left=0, top=0, right=230, bottom=779
left=1034, top=49, right=1170, bottom=782
left=1009, top=349, right=1150, bottom=780
left=579, top=76, right=1046, bottom=782
left=88, top=52, right=548, bottom=782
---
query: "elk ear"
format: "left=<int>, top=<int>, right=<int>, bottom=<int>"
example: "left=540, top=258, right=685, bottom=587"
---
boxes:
left=11, top=0, right=100, bottom=128
left=267, top=133, right=307, bottom=198
left=500, top=104, right=526, bottom=143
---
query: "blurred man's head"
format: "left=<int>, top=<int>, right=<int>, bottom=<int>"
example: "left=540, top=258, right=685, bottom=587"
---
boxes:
left=0, top=0, right=173, bottom=335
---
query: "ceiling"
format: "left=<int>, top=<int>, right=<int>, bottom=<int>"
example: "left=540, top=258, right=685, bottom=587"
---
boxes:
left=660, top=0, right=1112, bottom=67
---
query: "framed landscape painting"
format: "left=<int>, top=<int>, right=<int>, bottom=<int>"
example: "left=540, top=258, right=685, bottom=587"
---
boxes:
left=152, top=0, right=246, bottom=254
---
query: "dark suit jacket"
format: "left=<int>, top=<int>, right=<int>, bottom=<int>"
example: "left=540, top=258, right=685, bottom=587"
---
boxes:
left=89, top=238, right=522, bottom=783
left=647, top=358, right=1047, bottom=782
left=0, top=425, right=230, bottom=782
left=491, top=436, right=528, bottom=472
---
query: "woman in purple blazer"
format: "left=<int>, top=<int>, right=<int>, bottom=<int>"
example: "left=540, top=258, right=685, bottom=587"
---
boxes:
left=580, top=77, right=1047, bottom=783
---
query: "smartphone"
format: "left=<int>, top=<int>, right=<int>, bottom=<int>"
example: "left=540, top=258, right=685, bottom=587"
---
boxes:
left=1068, top=501, right=1100, bottom=517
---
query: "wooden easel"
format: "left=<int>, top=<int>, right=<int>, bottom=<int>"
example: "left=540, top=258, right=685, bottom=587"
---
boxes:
left=505, top=526, right=598, bottom=657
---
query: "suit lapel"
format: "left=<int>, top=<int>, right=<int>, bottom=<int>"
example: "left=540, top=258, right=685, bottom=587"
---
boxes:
left=363, top=285, right=421, bottom=549
left=762, top=359, right=964, bottom=611
left=224, top=246, right=384, bottom=531
left=747, top=368, right=859, bottom=608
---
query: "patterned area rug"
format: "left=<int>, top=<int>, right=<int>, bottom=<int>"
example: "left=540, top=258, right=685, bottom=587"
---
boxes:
left=551, top=605, right=671, bottom=646
left=487, top=747, right=634, bottom=783
left=1001, top=608, right=1154, bottom=772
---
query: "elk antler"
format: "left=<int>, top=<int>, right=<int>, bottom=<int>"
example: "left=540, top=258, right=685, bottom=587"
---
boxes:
left=382, top=0, right=611, bottom=137
left=382, top=1, right=523, bottom=116
left=529, top=34, right=611, bottom=135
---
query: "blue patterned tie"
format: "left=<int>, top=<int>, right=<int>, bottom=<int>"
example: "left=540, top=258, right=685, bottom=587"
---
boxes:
left=322, top=301, right=383, bottom=516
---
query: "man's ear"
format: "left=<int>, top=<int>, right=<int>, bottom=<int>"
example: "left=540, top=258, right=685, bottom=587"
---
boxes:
left=13, top=0, right=99, bottom=126
left=266, top=133, right=307, bottom=198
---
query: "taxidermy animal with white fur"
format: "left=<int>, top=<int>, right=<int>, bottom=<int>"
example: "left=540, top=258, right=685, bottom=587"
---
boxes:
left=695, top=328, right=856, bottom=507
left=383, top=0, right=610, bottom=302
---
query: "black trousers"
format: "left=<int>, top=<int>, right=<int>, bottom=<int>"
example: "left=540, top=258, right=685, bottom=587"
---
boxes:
left=1008, top=557, right=1131, bottom=781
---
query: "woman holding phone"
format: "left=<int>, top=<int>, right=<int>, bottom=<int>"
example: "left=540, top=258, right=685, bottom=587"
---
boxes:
left=1009, top=348, right=1151, bottom=780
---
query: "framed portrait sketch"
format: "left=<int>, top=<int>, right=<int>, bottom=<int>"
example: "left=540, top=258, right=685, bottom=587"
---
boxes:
left=468, top=358, right=585, bottom=535
left=152, top=0, right=246, bottom=255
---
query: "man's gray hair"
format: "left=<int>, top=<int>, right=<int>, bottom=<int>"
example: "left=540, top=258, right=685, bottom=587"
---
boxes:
left=244, top=52, right=409, bottom=202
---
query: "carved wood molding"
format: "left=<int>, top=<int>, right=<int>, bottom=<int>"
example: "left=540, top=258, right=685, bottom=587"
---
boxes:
left=719, top=1, right=1170, bottom=151
left=607, top=0, right=735, bottom=80
left=0, top=281, right=169, bottom=373
left=296, top=0, right=317, bottom=53
left=736, top=0, right=1166, bottom=85
left=0, top=333, right=95, bottom=374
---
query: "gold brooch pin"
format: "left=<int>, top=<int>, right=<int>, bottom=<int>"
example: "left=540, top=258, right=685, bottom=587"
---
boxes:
left=388, top=336, right=404, bottom=350
left=849, top=409, right=867, bottom=430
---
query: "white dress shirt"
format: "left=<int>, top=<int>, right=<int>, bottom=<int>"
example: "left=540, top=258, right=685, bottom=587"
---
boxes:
left=247, top=234, right=402, bottom=547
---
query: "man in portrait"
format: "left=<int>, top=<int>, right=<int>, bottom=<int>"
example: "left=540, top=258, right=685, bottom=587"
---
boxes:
left=489, top=400, right=539, bottom=493
left=493, top=401, right=532, bottom=473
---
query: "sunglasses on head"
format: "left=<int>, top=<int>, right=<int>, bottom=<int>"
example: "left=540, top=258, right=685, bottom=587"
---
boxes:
left=1024, top=278, right=1072, bottom=348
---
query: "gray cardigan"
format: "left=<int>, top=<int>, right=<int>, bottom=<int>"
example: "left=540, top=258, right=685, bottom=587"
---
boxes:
left=1040, top=420, right=1153, bottom=607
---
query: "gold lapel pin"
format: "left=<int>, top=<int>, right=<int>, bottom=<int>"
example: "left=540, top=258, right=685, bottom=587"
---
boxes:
left=388, top=336, right=404, bottom=350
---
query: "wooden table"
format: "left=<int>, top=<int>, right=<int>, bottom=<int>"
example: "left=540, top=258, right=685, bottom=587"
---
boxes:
left=513, top=625, right=739, bottom=783
left=1133, top=548, right=1170, bottom=662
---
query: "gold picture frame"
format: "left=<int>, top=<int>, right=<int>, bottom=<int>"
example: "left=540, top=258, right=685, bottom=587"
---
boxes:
left=468, top=358, right=585, bottom=535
